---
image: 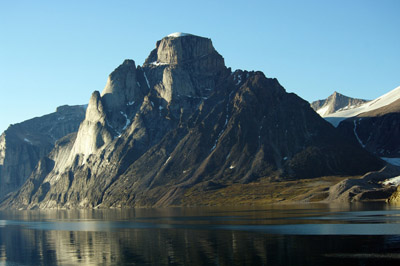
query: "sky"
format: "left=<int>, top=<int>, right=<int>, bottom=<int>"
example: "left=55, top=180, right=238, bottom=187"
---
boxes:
left=0, top=0, right=399, bottom=133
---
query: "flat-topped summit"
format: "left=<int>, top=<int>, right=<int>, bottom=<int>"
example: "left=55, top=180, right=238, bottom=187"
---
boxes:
left=142, top=32, right=228, bottom=103
left=144, top=33, right=225, bottom=68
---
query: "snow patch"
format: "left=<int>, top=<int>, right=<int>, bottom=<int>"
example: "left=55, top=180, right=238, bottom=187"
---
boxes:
left=337, top=104, right=357, bottom=112
left=229, top=165, right=235, bottom=169
left=23, top=138, right=32, bottom=144
left=353, top=119, right=365, bottom=148
left=167, top=32, right=191, bottom=37
left=211, top=143, right=217, bottom=151
left=150, top=61, right=169, bottom=66
left=382, top=175, right=400, bottom=186
left=127, top=101, right=135, bottom=106
left=57, top=116, right=65, bottom=121
left=144, top=72, right=150, bottom=88
left=136, top=82, right=141, bottom=87
left=235, top=73, right=242, bottom=85
left=164, top=156, right=171, bottom=166
left=120, top=112, right=131, bottom=131
left=211, top=90, right=234, bottom=152
left=316, top=105, right=330, bottom=116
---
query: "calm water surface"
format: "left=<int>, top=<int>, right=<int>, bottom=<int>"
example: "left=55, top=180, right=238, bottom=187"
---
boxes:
left=1, top=203, right=400, bottom=265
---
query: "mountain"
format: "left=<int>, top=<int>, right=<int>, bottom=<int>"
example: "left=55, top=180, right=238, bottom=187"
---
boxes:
left=311, top=91, right=369, bottom=117
left=2, top=33, right=383, bottom=209
left=333, top=87, right=400, bottom=160
left=323, top=86, right=400, bottom=127
left=0, top=105, right=86, bottom=199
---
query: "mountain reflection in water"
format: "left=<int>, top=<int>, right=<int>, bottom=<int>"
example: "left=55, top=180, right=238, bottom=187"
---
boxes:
left=0, top=204, right=400, bottom=265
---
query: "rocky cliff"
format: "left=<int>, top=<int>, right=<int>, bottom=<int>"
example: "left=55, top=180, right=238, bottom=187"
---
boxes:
left=2, top=33, right=384, bottom=209
left=0, top=105, right=85, bottom=199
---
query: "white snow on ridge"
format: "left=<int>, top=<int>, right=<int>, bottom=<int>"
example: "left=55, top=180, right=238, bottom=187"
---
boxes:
left=167, top=32, right=191, bottom=37
left=325, top=86, right=400, bottom=127
left=324, top=86, right=400, bottom=127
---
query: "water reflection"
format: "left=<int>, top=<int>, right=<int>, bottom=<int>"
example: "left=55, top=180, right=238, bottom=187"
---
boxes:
left=0, top=204, right=399, bottom=265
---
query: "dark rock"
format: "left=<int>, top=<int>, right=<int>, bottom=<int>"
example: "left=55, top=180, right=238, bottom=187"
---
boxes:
left=337, top=98, right=400, bottom=158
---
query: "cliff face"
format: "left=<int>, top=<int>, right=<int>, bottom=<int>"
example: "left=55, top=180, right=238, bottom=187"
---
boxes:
left=0, top=105, right=85, bottom=199
left=2, top=33, right=383, bottom=209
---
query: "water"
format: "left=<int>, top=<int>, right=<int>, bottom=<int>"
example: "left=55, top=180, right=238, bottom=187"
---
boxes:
left=0, top=203, right=400, bottom=265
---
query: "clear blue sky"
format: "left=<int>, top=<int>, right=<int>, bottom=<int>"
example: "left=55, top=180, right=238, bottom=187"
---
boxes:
left=1, top=0, right=399, bottom=133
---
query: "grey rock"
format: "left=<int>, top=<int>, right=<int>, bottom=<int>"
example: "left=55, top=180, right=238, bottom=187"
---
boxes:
left=0, top=105, right=85, bottom=199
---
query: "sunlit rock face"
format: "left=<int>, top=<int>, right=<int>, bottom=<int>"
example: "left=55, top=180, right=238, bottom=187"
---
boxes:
left=68, top=91, right=113, bottom=165
left=143, top=33, right=227, bottom=103
left=2, top=33, right=384, bottom=210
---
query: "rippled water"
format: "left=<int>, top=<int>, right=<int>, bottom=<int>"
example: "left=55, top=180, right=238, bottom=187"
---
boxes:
left=1, top=203, right=400, bottom=265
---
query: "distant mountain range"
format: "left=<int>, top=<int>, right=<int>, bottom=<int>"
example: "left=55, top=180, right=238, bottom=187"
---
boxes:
left=0, top=33, right=390, bottom=209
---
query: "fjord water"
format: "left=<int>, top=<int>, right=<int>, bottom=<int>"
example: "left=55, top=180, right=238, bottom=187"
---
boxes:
left=1, top=204, right=400, bottom=265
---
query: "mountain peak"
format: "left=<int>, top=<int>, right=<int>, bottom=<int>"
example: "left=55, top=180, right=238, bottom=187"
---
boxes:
left=311, top=91, right=369, bottom=117
left=142, top=33, right=228, bottom=103
left=144, top=33, right=225, bottom=68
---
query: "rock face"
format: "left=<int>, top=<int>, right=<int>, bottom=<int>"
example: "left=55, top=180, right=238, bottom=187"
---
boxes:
left=311, top=91, right=368, bottom=117
left=2, top=33, right=384, bottom=209
left=0, top=105, right=86, bottom=199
